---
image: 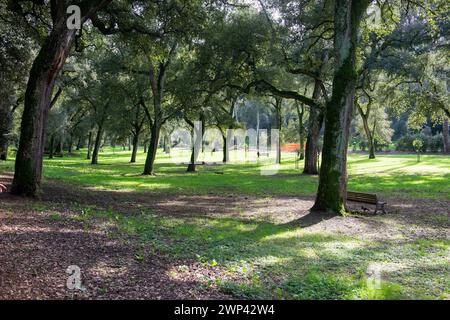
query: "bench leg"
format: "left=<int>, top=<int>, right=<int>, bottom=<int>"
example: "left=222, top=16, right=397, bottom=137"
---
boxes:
left=381, top=203, right=387, bottom=215
left=375, top=202, right=387, bottom=215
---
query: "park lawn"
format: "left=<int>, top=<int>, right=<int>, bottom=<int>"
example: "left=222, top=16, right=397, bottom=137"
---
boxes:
left=1, top=150, right=449, bottom=299
left=1, top=148, right=449, bottom=200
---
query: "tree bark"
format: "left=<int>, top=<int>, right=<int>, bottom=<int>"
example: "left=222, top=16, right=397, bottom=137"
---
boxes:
left=0, top=106, right=11, bottom=161
left=130, top=132, right=139, bottom=163
left=296, top=102, right=305, bottom=160
left=10, top=13, right=76, bottom=196
left=274, top=98, right=282, bottom=164
left=303, top=51, right=328, bottom=175
left=356, top=102, right=376, bottom=159
left=76, top=136, right=82, bottom=151
left=87, top=131, right=93, bottom=160
left=143, top=124, right=161, bottom=175
left=222, top=132, right=227, bottom=163
left=91, top=125, right=103, bottom=165
left=443, top=118, right=449, bottom=154
left=303, top=84, right=324, bottom=174
left=10, top=0, right=112, bottom=196
left=59, top=135, right=64, bottom=157
left=361, top=113, right=376, bottom=159
left=312, top=0, right=369, bottom=215
left=49, top=135, right=55, bottom=159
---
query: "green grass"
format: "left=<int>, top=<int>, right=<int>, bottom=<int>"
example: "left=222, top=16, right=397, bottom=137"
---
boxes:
left=65, top=204, right=449, bottom=300
left=1, top=148, right=449, bottom=199
left=1, top=149, right=449, bottom=299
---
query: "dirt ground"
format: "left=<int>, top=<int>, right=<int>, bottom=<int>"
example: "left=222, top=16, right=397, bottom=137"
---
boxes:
left=0, top=172, right=449, bottom=299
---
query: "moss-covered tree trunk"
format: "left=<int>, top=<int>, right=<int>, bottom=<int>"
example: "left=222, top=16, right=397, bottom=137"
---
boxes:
left=11, top=17, right=76, bottom=196
left=312, top=0, right=369, bottom=215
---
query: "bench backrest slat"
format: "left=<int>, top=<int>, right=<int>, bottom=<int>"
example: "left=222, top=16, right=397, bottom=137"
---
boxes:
left=347, top=191, right=378, bottom=204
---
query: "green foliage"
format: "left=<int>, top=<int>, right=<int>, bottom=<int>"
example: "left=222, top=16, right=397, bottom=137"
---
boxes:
left=397, top=133, right=443, bottom=152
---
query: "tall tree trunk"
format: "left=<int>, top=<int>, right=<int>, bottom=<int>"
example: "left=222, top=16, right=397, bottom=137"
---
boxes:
left=68, top=135, right=73, bottom=154
left=256, top=108, right=260, bottom=154
left=91, top=125, right=103, bottom=165
left=274, top=98, right=282, bottom=164
left=0, top=106, right=11, bottom=161
left=49, top=134, right=55, bottom=159
left=443, top=118, right=449, bottom=154
left=143, top=124, right=161, bottom=175
left=87, top=131, right=93, bottom=160
left=222, top=132, right=227, bottom=163
left=187, top=147, right=197, bottom=172
left=59, top=135, right=64, bottom=158
left=361, top=114, right=376, bottom=159
left=312, top=0, right=369, bottom=215
left=303, top=87, right=324, bottom=174
left=130, top=132, right=139, bottom=163
left=76, top=136, right=82, bottom=151
left=187, top=121, right=203, bottom=172
left=11, top=17, right=76, bottom=196
left=296, top=103, right=305, bottom=160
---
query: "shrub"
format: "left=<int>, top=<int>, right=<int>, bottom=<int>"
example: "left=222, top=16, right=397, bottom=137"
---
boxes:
left=395, top=133, right=443, bottom=152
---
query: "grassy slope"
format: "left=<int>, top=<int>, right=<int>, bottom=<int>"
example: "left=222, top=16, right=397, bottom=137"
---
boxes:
left=1, top=149, right=449, bottom=299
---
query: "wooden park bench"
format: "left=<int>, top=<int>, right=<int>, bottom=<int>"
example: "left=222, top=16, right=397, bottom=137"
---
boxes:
left=347, top=191, right=387, bottom=215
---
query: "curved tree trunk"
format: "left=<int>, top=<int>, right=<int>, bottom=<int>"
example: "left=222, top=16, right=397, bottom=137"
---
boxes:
left=91, top=125, right=103, bottom=165
left=10, top=0, right=112, bottom=196
left=312, top=0, right=369, bottom=215
left=357, top=105, right=376, bottom=159
left=11, top=17, right=75, bottom=196
left=222, top=133, right=227, bottom=163
left=364, top=120, right=376, bottom=159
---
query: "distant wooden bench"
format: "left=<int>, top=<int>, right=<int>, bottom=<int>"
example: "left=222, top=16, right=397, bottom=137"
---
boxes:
left=347, top=191, right=387, bottom=214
